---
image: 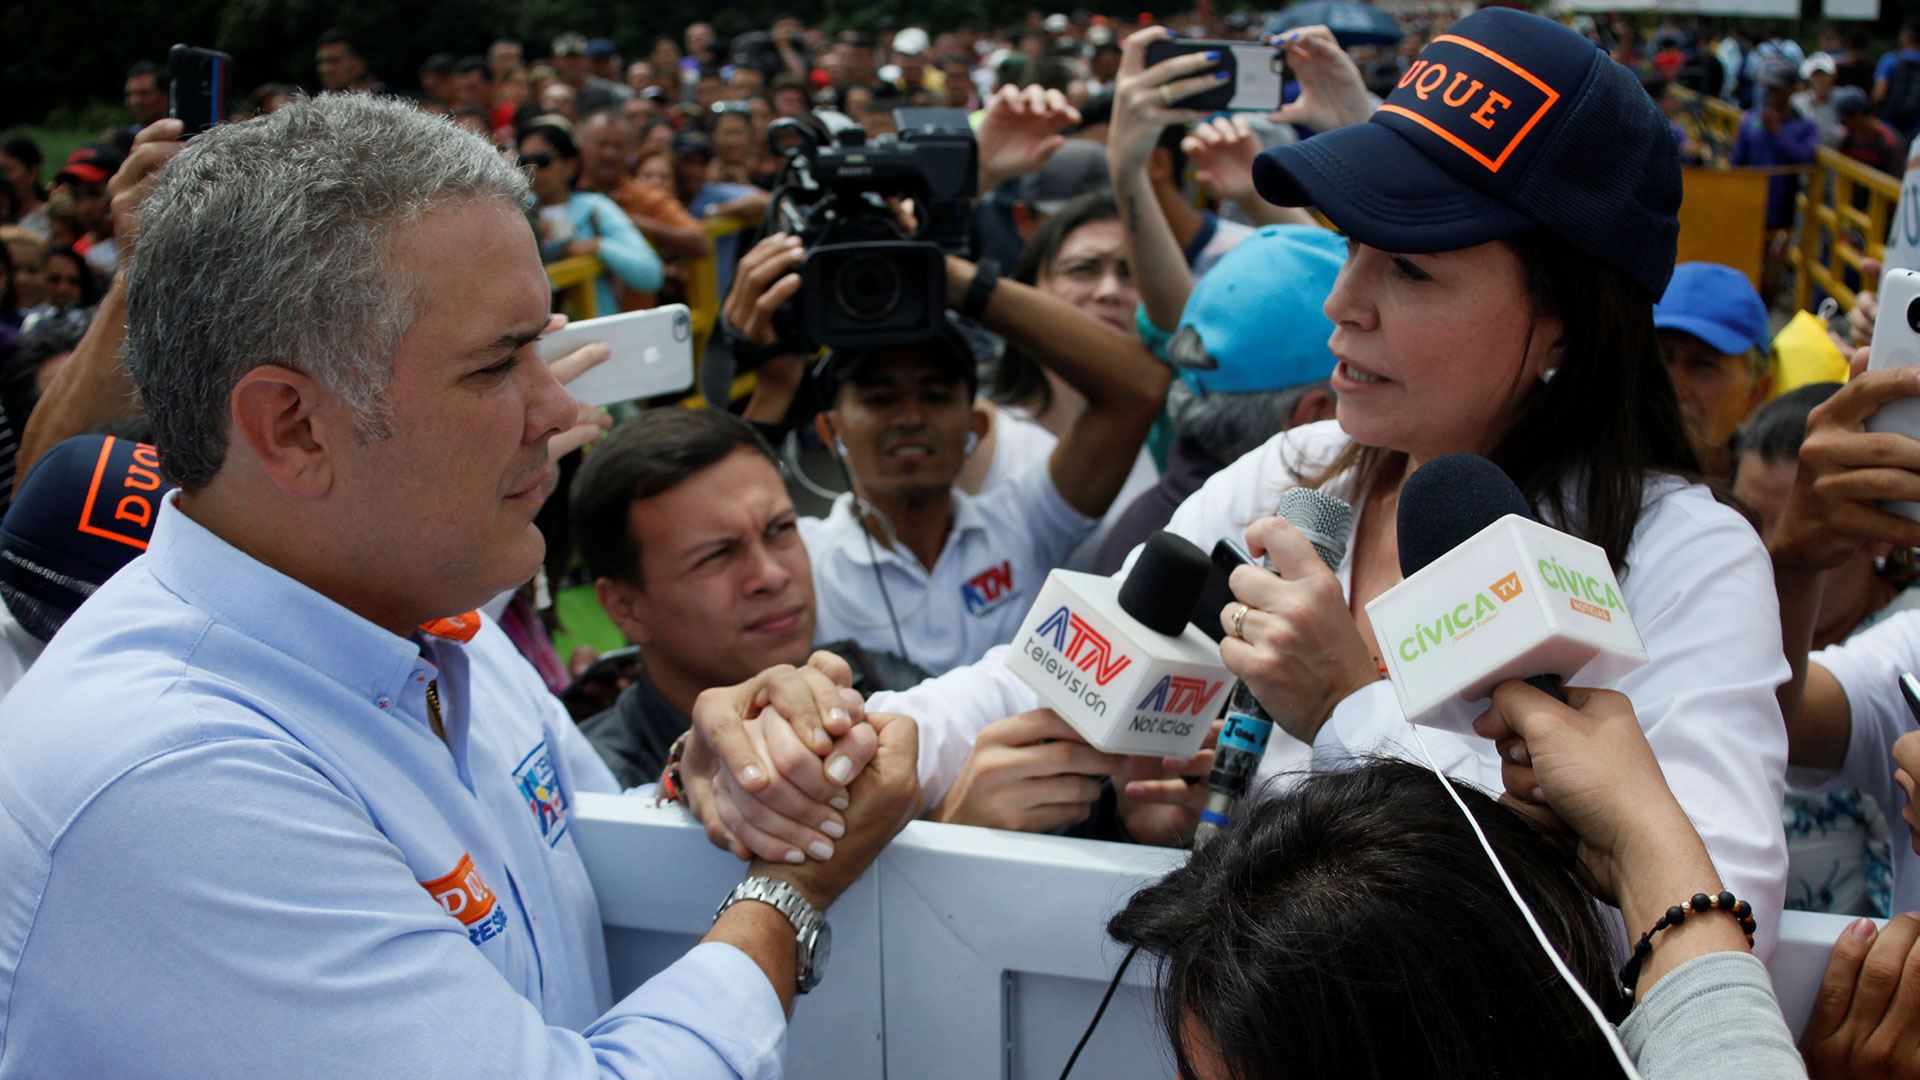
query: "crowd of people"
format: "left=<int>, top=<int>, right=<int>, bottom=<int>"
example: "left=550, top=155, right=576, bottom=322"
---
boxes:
left=8, top=4, right=1920, bottom=1078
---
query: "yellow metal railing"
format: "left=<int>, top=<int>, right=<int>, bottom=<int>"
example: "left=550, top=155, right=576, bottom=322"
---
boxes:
left=546, top=255, right=603, bottom=321
left=1792, top=147, right=1898, bottom=313
left=684, top=216, right=752, bottom=352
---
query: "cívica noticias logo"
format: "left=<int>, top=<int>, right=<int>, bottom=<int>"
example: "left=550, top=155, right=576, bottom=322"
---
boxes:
left=1396, top=557, right=1625, bottom=663
left=1021, top=606, right=1131, bottom=717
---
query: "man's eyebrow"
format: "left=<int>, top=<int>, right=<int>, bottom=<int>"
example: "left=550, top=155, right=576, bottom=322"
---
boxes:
left=470, top=326, right=546, bottom=359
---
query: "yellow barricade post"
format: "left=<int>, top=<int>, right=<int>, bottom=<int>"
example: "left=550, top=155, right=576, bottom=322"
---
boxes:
left=1792, top=147, right=1897, bottom=313
left=545, top=255, right=603, bottom=321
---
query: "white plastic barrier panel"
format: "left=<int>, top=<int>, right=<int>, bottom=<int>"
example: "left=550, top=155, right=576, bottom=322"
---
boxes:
left=576, top=792, right=1854, bottom=1077
left=571, top=793, right=886, bottom=1080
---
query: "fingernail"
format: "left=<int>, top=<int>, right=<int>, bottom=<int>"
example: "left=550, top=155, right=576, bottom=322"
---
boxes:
left=830, top=794, right=850, bottom=810
left=809, top=840, right=836, bottom=861
left=1852, top=916, right=1879, bottom=939
left=1528, top=786, right=1546, bottom=803
left=1214, top=70, right=1230, bottom=80
left=826, top=755, right=855, bottom=784
left=829, top=707, right=851, bottom=728
left=741, top=764, right=765, bottom=785
left=839, top=687, right=864, bottom=707
left=785, top=849, right=806, bottom=864
left=820, top=818, right=845, bottom=839
left=1206, top=50, right=1222, bottom=60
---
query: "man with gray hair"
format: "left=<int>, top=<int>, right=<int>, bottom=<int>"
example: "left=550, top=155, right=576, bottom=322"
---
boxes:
left=0, top=94, right=918, bottom=1077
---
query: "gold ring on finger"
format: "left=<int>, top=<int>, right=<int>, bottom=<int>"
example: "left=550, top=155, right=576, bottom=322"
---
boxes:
left=1232, top=604, right=1250, bottom=640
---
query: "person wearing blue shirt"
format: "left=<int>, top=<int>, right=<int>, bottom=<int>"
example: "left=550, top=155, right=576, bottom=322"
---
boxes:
left=1732, top=58, right=1821, bottom=229
left=1872, top=18, right=1920, bottom=142
left=519, top=121, right=664, bottom=316
left=0, top=93, right=919, bottom=1080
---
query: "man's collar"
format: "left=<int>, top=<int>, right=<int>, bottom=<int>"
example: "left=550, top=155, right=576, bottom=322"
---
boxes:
left=820, top=487, right=989, bottom=568
left=145, top=493, right=475, bottom=708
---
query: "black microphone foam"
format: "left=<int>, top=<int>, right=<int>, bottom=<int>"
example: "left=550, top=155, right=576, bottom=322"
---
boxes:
left=1397, top=453, right=1534, bottom=579
left=1118, top=531, right=1213, bottom=637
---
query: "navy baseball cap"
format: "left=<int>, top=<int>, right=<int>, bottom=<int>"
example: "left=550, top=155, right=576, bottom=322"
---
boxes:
left=1652, top=262, right=1770, bottom=356
left=0, top=435, right=174, bottom=642
left=1252, top=8, right=1682, bottom=297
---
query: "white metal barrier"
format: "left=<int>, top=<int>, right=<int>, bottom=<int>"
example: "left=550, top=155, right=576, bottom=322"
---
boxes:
left=575, top=792, right=1855, bottom=1079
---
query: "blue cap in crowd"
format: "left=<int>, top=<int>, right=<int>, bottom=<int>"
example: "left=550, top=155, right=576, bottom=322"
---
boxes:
left=1251, top=7, right=1682, bottom=297
left=0, top=435, right=174, bottom=643
left=1166, top=224, right=1344, bottom=396
left=1652, top=262, right=1771, bottom=356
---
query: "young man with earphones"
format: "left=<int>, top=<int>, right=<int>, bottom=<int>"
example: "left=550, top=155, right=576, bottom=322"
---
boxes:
left=733, top=232, right=1169, bottom=677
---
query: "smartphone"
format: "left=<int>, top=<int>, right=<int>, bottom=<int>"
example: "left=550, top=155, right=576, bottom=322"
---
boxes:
left=1902, top=672, right=1920, bottom=726
left=168, top=44, right=231, bottom=138
left=1189, top=538, right=1261, bottom=644
left=537, top=305, right=696, bottom=408
left=1865, top=268, right=1920, bottom=520
left=1143, top=39, right=1284, bottom=112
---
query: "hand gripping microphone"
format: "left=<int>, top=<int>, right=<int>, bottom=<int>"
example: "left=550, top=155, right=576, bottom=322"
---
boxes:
left=1367, top=453, right=1648, bottom=735
left=1004, top=532, right=1233, bottom=758
left=1194, top=487, right=1354, bottom=851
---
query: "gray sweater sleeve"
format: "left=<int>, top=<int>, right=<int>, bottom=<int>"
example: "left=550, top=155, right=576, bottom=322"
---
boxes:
left=1617, top=951, right=1807, bottom=1079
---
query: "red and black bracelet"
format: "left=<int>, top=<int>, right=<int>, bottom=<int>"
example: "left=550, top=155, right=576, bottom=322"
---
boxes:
left=1619, top=890, right=1757, bottom=998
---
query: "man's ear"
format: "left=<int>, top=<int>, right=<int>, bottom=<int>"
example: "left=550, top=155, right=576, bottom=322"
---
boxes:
left=814, top=410, right=838, bottom=452
left=594, top=575, right=652, bottom=648
left=229, top=365, right=339, bottom=499
left=1289, top=387, right=1338, bottom=428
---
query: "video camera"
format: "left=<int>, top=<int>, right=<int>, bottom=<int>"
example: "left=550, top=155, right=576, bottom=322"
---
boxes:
left=764, top=107, right=978, bottom=352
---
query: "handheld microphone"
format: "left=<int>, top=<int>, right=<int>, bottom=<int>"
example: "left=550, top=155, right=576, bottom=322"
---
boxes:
left=1194, top=487, right=1354, bottom=851
left=1367, top=454, right=1648, bottom=735
left=1003, top=532, right=1232, bottom=758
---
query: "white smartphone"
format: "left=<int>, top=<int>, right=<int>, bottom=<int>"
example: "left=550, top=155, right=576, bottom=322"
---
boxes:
left=1142, top=39, right=1285, bottom=112
left=537, top=305, right=695, bottom=408
left=1865, top=268, right=1920, bottom=521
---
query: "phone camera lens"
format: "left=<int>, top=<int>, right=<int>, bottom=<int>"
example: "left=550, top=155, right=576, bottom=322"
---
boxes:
left=1907, top=296, right=1920, bottom=335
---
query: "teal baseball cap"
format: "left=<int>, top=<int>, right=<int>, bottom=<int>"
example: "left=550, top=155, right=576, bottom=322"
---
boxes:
left=1164, top=224, right=1345, bottom=396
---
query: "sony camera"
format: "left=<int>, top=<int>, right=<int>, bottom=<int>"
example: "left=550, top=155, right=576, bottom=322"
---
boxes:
left=765, top=107, right=978, bottom=351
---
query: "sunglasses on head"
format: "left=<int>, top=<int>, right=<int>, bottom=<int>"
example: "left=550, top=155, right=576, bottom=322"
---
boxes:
left=519, top=151, right=556, bottom=168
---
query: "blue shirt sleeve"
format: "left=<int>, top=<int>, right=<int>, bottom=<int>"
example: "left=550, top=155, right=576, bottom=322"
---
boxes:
left=1879, top=51, right=1902, bottom=84
left=2, top=736, right=785, bottom=1080
left=577, top=194, right=665, bottom=292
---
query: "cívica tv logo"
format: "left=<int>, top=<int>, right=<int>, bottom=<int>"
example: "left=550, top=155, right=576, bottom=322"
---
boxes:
left=1396, top=570, right=1524, bottom=663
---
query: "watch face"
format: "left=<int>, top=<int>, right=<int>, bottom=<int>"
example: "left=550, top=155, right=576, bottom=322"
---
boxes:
left=808, top=919, right=832, bottom=981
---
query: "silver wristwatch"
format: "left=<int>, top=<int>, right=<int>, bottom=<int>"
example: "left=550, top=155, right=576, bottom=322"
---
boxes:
left=715, top=875, right=832, bottom=994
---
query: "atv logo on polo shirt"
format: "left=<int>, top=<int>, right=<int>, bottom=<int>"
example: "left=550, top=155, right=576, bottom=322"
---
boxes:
left=961, top=560, right=1017, bottom=616
left=1379, top=34, right=1561, bottom=174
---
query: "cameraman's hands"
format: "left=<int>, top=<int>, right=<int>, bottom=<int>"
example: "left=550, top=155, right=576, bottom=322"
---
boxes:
left=111, top=118, right=187, bottom=258
left=976, top=84, right=1082, bottom=191
left=1271, top=27, right=1374, bottom=133
left=724, top=234, right=805, bottom=346
left=1110, top=27, right=1220, bottom=173
left=931, top=710, right=1120, bottom=832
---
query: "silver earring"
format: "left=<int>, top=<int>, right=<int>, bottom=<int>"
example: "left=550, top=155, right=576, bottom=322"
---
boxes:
left=834, top=437, right=849, bottom=455
left=1539, top=367, right=1558, bottom=384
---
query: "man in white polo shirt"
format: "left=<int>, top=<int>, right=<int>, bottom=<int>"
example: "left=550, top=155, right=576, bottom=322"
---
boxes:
left=732, top=233, right=1168, bottom=676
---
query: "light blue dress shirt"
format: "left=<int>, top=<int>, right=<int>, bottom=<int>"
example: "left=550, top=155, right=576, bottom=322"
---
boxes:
left=0, top=495, right=784, bottom=1078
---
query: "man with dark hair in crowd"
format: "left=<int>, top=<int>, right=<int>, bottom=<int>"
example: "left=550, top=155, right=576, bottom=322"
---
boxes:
left=0, top=93, right=919, bottom=1074
left=488, top=38, right=524, bottom=81
left=122, top=61, right=167, bottom=134
left=1835, top=85, right=1905, bottom=176
left=571, top=409, right=927, bottom=789
left=418, top=53, right=457, bottom=109
left=575, top=109, right=708, bottom=265
left=452, top=55, right=493, bottom=112
left=315, top=28, right=384, bottom=94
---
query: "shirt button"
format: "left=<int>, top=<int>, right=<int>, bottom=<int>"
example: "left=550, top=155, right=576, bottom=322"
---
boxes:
left=377, top=696, right=391, bottom=708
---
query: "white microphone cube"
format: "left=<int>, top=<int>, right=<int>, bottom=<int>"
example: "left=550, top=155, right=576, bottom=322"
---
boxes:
left=1366, top=516, right=1648, bottom=733
left=1004, top=571, right=1232, bottom=758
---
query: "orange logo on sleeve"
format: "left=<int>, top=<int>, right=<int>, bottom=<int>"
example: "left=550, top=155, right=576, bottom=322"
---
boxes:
left=420, top=852, right=496, bottom=925
left=419, top=612, right=482, bottom=642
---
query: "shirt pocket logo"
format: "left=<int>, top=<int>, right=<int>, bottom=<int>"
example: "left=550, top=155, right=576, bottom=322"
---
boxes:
left=513, top=739, right=570, bottom=846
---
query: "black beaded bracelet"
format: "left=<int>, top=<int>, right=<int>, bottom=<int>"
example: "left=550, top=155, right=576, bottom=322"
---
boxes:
left=1619, top=890, right=1757, bottom=998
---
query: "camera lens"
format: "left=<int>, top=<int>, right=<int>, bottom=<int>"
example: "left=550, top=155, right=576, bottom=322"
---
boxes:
left=832, top=254, right=902, bottom=323
left=1907, top=296, right=1920, bottom=335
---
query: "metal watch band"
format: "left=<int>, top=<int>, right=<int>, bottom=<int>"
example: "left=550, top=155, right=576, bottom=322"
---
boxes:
left=715, top=875, right=829, bottom=993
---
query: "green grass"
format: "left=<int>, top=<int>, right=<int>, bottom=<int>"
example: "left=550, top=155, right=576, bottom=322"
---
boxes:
left=11, top=127, right=107, bottom=187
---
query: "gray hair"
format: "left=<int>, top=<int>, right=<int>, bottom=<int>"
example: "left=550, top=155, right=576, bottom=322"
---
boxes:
left=1166, top=379, right=1332, bottom=465
left=125, top=92, right=530, bottom=490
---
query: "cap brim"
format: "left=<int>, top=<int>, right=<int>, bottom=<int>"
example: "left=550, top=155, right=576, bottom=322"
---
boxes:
left=1252, top=123, right=1533, bottom=254
left=1651, top=311, right=1764, bottom=355
left=56, top=165, right=110, bottom=185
